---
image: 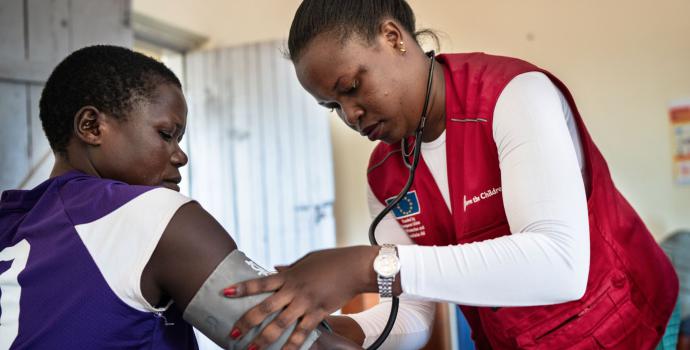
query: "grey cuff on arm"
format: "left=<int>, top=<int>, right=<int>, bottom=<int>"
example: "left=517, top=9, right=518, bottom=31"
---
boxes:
left=183, top=250, right=320, bottom=350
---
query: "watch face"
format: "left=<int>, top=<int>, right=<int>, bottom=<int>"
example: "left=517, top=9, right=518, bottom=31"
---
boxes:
left=374, top=255, right=400, bottom=277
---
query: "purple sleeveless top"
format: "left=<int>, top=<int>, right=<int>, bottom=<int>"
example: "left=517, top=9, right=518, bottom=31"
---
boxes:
left=0, top=171, right=198, bottom=349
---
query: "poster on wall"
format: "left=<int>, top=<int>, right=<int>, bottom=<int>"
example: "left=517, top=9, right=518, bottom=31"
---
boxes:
left=670, top=100, right=690, bottom=185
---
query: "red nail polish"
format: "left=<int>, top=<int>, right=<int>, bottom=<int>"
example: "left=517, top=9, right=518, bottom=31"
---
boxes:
left=223, top=287, right=237, bottom=297
left=229, top=327, right=241, bottom=339
left=248, top=344, right=259, bottom=350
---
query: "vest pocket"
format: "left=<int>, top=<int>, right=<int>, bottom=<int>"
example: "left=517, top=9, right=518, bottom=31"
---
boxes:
left=511, top=270, right=633, bottom=349
left=591, top=296, right=648, bottom=348
left=514, top=287, right=612, bottom=349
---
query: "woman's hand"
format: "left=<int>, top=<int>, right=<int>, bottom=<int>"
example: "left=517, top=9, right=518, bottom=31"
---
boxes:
left=223, top=246, right=379, bottom=350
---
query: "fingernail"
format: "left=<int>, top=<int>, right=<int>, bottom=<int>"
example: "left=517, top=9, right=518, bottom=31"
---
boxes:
left=229, top=327, right=241, bottom=339
left=223, top=287, right=237, bottom=297
left=248, top=344, right=259, bottom=350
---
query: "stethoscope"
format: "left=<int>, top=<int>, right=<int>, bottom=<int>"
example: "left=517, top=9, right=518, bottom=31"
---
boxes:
left=366, top=50, right=436, bottom=350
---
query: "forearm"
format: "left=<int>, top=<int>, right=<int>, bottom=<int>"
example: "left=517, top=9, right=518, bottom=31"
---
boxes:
left=327, top=315, right=366, bottom=346
left=310, top=331, right=361, bottom=350
left=398, top=230, right=588, bottom=306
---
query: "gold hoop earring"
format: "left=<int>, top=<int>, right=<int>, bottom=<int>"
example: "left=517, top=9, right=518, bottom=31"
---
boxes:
left=399, top=41, right=407, bottom=53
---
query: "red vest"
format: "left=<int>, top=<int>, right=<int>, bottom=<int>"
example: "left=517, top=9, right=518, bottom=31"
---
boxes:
left=367, top=53, right=678, bottom=349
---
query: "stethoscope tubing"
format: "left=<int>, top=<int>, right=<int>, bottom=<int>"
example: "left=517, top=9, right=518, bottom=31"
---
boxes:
left=366, top=51, right=436, bottom=350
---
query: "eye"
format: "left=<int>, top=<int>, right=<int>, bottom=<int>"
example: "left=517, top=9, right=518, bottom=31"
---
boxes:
left=321, top=102, right=341, bottom=112
left=346, top=79, right=359, bottom=94
left=159, top=131, right=173, bottom=141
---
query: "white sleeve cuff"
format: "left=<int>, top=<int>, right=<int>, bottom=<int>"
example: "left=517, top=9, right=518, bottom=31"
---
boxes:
left=398, top=244, right=421, bottom=298
left=347, top=296, right=435, bottom=349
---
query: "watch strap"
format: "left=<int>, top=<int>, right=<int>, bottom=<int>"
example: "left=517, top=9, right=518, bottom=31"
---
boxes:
left=376, top=244, right=398, bottom=298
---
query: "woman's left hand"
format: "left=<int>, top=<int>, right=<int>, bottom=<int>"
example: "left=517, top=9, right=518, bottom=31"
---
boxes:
left=223, top=246, right=379, bottom=350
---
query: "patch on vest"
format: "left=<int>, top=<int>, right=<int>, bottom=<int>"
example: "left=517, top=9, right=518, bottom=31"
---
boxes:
left=386, top=191, right=426, bottom=238
left=386, top=191, right=421, bottom=219
left=464, top=187, right=502, bottom=211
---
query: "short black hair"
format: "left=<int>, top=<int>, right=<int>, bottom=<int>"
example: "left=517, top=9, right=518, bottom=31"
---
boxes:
left=39, top=45, right=181, bottom=154
left=288, top=0, right=435, bottom=62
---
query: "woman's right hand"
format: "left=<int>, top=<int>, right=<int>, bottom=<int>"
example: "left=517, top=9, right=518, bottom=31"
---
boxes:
left=223, top=246, right=384, bottom=350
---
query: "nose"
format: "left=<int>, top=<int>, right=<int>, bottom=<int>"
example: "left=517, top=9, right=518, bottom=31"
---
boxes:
left=339, top=102, right=364, bottom=129
left=171, top=145, right=188, bottom=168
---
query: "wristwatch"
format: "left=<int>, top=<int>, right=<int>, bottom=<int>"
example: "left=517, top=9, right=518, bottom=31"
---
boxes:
left=373, top=244, right=401, bottom=298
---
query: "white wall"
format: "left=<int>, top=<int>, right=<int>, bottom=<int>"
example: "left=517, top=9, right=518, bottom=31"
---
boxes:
left=133, top=0, right=301, bottom=48
left=134, top=0, right=690, bottom=245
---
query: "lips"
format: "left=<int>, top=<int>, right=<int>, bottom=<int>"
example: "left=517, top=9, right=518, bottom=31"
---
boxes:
left=360, top=122, right=383, bottom=141
left=162, top=177, right=181, bottom=192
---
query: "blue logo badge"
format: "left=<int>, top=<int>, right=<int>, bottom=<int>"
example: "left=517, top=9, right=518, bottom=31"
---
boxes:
left=385, top=191, right=421, bottom=219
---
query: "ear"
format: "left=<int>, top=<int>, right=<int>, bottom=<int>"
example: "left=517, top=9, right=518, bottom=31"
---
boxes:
left=379, top=20, right=406, bottom=52
left=73, top=106, right=105, bottom=146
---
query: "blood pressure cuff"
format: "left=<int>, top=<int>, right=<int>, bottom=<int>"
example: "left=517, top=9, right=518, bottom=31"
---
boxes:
left=183, top=250, right=320, bottom=349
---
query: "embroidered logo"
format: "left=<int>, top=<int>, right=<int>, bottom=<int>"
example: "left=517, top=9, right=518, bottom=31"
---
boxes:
left=386, top=191, right=426, bottom=238
left=463, top=187, right=502, bottom=211
left=385, top=191, right=421, bottom=219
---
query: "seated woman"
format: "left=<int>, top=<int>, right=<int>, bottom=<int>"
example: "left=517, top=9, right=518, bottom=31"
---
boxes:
left=0, top=45, right=354, bottom=350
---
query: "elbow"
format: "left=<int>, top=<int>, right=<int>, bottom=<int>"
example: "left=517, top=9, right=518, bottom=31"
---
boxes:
left=573, top=261, right=589, bottom=300
left=555, top=261, right=589, bottom=303
left=399, top=324, right=433, bottom=350
left=548, top=272, right=586, bottom=304
left=553, top=228, right=590, bottom=303
left=568, top=238, right=590, bottom=301
left=416, top=323, right=433, bottom=350
left=368, top=321, right=432, bottom=350
left=544, top=246, right=589, bottom=303
left=572, top=261, right=589, bottom=300
left=565, top=272, right=588, bottom=302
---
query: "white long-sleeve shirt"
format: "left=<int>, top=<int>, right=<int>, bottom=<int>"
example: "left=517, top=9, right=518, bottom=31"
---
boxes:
left=348, top=72, right=590, bottom=349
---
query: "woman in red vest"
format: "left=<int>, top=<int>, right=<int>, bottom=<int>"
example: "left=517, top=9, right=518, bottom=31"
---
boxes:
left=224, top=1, right=679, bottom=349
